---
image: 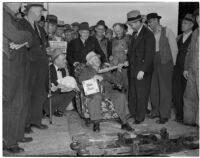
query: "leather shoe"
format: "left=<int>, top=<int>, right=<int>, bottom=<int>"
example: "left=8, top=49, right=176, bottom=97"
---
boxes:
left=7, top=145, right=24, bottom=153
left=25, top=126, right=34, bottom=134
left=31, top=124, right=48, bottom=130
left=156, top=118, right=168, bottom=124
left=19, top=137, right=33, bottom=143
left=121, top=124, right=135, bottom=131
left=148, top=114, right=159, bottom=119
left=54, top=110, right=63, bottom=117
left=135, top=120, right=143, bottom=124
left=93, top=122, right=100, bottom=132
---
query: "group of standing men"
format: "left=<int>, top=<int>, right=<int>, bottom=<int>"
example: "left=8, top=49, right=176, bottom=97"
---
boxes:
left=3, top=2, right=199, bottom=154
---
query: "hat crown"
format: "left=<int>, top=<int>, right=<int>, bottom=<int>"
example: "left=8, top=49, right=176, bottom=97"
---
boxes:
left=127, top=10, right=141, bottom=19
left=97, top=20, right=105, bottom=26
left=65, top=24, right=72, bottom=30
left=183, top=13, right=195, bottom=22
left=79, top=22, right=89, bottom=30
left=146, top=13, right=162, bottom=20
left=46, top=14, right=57, bottom=24
left=71, top=22, right=79, bottom=26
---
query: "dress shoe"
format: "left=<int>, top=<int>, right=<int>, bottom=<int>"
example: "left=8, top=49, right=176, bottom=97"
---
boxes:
left=121, top=124, right=135, bottom=131
left=54, top=110, right=63, bottom=117
left=156, top=118, right=168, bottom=124
left=148, top=114, right=159, bottom=119
left=31, top=124, right=48, bottom=130
left=135, top=120, right=143, bottom=124
left=25, top=126, right=34, bottom=134
left=19, top=137, right=33, bottom=143
left=93, top=122, right=100, bottom=132
left=7, top=145, right=24, bottom=153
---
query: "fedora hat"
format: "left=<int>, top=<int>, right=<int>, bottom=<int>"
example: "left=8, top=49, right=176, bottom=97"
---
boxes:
left=57, top=20, right=65, bottom=27
left=71, top=22, right=80, bottom=27
left=65, top=24, right=72, bottom=31
left=146, top=13, right=162, bottom=21
left=46, top=14, right=58, bottom=24
left=25, top=3, right=47, bottom=12
left=47, top=48, right=65, bottom=61
left=127, top=10, right=143, bottom=23
left=182, top=13, right=195, bottom=23
left=96, top=20, right=108, bottom=30
left=79, top=22, right=90, bottom=31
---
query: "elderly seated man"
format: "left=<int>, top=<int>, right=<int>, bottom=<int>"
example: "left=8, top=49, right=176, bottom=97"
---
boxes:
left=43, top=48, right=77, bottom=117
left=78, top=51, right=134, bottom=132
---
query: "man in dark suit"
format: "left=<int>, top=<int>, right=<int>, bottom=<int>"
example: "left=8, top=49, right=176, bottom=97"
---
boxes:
left=127, top=10, right=155, bottom=124
left=43, top=48, right=76, bottom=117
left=19, top=3, right=49, bottom=133
left=3, top=2, right=33, bottom=153
left=67, top=22, right=107, bottom=76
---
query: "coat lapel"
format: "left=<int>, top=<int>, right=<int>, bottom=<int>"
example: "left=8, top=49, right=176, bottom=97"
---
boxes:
left=131, top=26, right=145, bottom=51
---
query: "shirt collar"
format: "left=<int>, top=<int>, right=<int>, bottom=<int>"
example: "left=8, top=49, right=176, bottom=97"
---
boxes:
left=183, top=30, right=192, bottom=37
left=137, top=24, right=144, bottom=36
left=54, top=64, right=59, bottom=71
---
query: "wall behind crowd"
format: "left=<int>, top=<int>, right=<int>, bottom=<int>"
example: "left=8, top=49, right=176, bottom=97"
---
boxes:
left=48, top=2, right=178, bottom=35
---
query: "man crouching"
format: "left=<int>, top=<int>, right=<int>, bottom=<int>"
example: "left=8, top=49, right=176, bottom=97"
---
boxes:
left=78, top=51, right=134, bottom=132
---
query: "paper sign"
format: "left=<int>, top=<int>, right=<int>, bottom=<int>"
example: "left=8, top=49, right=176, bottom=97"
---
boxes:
left=49, top=41, right=67, bottom=53
left=82, top=78, right=100, bottom=96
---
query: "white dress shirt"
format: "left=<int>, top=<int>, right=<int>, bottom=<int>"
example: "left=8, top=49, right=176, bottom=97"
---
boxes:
left=54, top=64, right=63, bottom=80
left=182, top=31, right=192, bottom=43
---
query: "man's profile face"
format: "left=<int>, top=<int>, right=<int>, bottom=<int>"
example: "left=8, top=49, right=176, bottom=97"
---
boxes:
left=128, top=20, right=141, bottom=32
left=181, top=20, right=193, bottom=32
left=147, top=18, right=158, bottom=31
left=29, top=6, right=43, bottom=22
left=79, top=30, right=90, bottom=40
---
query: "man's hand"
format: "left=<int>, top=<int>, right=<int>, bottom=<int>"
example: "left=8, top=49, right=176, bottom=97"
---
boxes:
left=117, top=63, right=124, bottom=72
left=57, top=84, right=74, bottom=92
left=94, top=75, right=103, bottom=81
left=109, top=55, right=114, bottom=61
left=10, top=42, right=28, bottom=50
left=73, top=62, right=80, bottom=67
left=183, top=70, right=189, bottom=79
left=51, top=83, right=58, bottom=92
left=137, top=71, right=144, bottom=80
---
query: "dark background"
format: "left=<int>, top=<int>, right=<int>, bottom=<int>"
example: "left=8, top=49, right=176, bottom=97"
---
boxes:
left=178, top=2, right=199, bottom=35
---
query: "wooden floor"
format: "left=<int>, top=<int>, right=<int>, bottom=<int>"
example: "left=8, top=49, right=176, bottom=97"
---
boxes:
left=3, top=110, right=199, bottom=156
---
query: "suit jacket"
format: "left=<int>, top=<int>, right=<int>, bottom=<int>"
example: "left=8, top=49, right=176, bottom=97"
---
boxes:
left=3, top=5, right=32, bottom=64
left=19, top=18, right=48, bottom=62
left=46, top=64, right=67, bottom=94
left=67, top=36, right=107, bottom=67
left=128, top=25, right=155, bottom=78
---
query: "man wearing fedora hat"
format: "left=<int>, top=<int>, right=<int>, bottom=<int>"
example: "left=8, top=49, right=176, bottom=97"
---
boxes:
left=127, top=10, right=155, bottom=124
left=45, top=14, right=58, bottom=41
left=3, top=2, right=34, bottom=153
left=19, top=2, right=49, bottom=133
left=172, top=13, right=194, bottom=123
left=43, top=48, right=76, bottom=117
left=183, top=8, right=199, bottom=126
left=54, top=20, right=66, bottom=41
left=67, top=22, right=107, bottom=76
left=147, top=12, right=178, bottom=124
left=95, top=20, right=112, bottom=62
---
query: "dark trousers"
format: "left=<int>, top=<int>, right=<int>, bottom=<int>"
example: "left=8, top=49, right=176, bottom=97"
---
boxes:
left=128, top=75, right=152, bottom=122
left=150, top=53, right=173, bottom=119
left=3, top=53, right=29, bottom=147
left=172, top=65, right=187, bottom=120
left=43, top=91, right=76, bottom=115
left=26, top=60, right=48, bottom=126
